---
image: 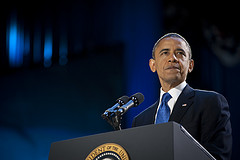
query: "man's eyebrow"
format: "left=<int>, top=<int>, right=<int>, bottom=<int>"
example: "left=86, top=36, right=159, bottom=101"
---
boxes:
left=159, top=48, right=170, bottom=53
left=158, top=48, right=186, bottom=54
left=176, top=48, right=186, bottom=52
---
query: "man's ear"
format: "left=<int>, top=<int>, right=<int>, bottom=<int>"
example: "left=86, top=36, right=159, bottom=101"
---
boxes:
left=149, top=58, right=156, bottom=72
left=188, top=59, right=194, bottom=73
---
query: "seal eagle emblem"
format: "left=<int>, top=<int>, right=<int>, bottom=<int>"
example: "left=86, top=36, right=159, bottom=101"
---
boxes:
left=85, top=143, right=129, bottom=160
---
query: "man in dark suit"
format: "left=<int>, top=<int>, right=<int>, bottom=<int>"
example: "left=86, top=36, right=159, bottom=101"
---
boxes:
left=132, top=33, right=232, bottom=160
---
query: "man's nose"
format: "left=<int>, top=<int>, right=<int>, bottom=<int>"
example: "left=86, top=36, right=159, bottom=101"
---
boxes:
left=168, top=52, right=178, bottom=62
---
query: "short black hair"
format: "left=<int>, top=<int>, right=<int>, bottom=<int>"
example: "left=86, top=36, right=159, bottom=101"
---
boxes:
left=152, top=33, right=192, bottom=59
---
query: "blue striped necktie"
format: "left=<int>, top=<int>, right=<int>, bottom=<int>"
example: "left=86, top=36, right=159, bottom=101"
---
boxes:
left=155, top=92, right=172, bottom=124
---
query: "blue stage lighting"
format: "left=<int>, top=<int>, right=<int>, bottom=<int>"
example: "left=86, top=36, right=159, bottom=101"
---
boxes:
left=7, top=15, right=24, bottom=68
left=44, top=31, right=52, bottom=68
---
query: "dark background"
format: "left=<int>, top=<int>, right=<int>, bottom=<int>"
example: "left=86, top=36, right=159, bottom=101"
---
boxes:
left=0, top=0, right=239, bottom=159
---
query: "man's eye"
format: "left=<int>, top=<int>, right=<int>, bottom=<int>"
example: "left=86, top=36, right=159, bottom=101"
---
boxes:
left=161, top=51, right=168, bottom=55
left=177, top=52, right=185, bottom=56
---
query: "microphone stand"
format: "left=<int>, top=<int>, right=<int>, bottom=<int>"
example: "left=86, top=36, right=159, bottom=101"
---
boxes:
left=102, top=93, right=144, bottom=131
left=101, top=110, right=122, bottom=131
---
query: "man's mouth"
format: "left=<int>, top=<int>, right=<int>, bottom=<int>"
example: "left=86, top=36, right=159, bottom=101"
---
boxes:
left=165, top=65, right=180, bottom=70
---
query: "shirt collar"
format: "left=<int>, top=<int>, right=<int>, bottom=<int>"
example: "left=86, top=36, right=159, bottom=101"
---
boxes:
left=160, top=81, right=187, bottom=102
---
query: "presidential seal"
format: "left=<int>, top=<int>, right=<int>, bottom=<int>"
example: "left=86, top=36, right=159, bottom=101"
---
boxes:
left=85, top=143, right=129, bottom=160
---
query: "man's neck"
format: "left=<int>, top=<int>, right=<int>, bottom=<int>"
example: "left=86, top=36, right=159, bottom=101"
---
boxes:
left=160, top=81, right=184, bottom=92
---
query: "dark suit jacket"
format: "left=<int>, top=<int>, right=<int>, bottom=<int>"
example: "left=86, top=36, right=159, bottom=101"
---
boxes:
left=132, top=85, right=232, bottom=160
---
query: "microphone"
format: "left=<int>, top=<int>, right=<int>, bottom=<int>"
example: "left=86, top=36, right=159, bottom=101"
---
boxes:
left=117, top=92, right=144, bottom=115
left=101, top=95, right=129, bottom=118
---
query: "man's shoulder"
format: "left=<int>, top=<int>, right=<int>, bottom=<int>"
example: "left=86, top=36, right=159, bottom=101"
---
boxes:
left=192, top=87, right=225, bottom=99
left=194, top=88, right=219, bottom=95
left=183, top=85, right=228, bottom=109
left=185, top=84, right=223, bottom=98
left=132, top=100, right=159, bottom=127
left=190, top=87, right=229, bottom=110
left=135, top=100, right=158, bottom=119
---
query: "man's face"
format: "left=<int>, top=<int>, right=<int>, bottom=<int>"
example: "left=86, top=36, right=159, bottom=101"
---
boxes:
left=149, top=37, right=194, bottom=86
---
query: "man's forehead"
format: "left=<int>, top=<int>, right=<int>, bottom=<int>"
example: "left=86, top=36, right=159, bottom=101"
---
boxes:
left=157, top=37, right=188, bottom=50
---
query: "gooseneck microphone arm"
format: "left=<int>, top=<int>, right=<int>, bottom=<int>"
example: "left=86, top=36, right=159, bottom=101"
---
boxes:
left=101, top=96, right=129, bottom=130
left=101, top=93, right=144, bottom=130
left=101, top=95, right=129, bottom=118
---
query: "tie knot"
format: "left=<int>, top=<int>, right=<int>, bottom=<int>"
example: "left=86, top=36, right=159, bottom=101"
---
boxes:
left=162, top=92, right=172, bottom=103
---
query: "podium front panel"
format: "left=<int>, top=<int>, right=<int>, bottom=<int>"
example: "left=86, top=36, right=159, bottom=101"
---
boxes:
left=49, top=122, right=214, bottom=160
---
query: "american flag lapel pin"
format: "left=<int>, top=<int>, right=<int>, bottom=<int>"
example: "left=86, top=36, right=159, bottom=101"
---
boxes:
left=182, top=103, right=187, bottom=107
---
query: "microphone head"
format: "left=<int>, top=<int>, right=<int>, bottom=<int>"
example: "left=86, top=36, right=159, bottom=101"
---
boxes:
left=116, top=95, right=129, bottom=105
left=130, top=92, right=144, bottom=106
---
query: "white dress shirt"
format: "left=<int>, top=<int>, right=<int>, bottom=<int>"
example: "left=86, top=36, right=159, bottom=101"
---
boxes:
left=154, top=81, right=187, bottom=123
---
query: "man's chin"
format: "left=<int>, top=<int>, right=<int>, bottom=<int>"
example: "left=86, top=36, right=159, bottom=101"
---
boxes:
left=162, top=76, right=183, bottom=84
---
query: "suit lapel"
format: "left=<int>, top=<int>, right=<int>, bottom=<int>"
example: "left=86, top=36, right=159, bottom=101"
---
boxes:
left=149, top=99, right=159, bottom=124
left=169, top=84, right=195, bottom=123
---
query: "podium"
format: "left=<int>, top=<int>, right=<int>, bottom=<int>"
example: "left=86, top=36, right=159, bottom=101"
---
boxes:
left=48, top=122, right=216, bottom=160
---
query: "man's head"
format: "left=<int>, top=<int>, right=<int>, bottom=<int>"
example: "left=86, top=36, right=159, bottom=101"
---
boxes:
left=149, top=33, right=194, bottom=91
left=152, top=33, right=192, bottom=59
